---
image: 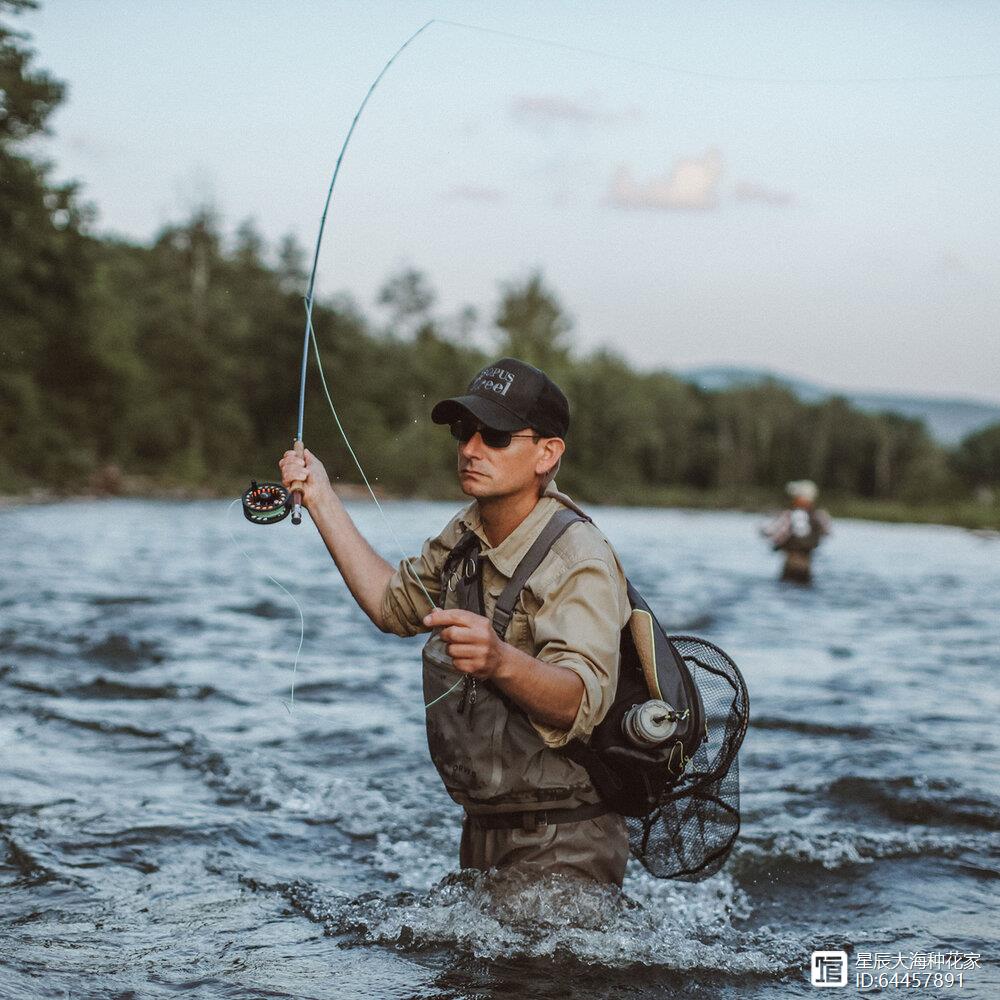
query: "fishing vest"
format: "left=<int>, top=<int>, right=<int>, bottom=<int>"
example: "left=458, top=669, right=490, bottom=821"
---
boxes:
left=421, top=508, right=605, bottom=818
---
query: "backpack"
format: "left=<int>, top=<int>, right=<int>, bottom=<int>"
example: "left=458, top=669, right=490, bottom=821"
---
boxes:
left=489, top=507, right=750, bottom=881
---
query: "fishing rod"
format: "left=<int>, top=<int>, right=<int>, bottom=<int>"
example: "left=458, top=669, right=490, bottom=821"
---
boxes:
left=241, top=21, right=435, bottom=528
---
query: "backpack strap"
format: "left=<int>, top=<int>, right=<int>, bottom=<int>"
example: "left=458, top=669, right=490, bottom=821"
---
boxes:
left=491, top=507, right=589, bottom=639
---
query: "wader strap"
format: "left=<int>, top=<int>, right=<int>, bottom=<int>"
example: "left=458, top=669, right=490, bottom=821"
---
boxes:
left=464, top=800, right=609, bottom=832
left=491, top=507, right=589, bottom=639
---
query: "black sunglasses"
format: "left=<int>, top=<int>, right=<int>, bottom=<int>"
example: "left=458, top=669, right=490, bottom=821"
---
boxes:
left=449, top=418, right=538, bottom=449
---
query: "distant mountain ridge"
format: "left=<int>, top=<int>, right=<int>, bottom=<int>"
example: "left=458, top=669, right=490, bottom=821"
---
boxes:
left=681, top=366, right=1000, bottom=446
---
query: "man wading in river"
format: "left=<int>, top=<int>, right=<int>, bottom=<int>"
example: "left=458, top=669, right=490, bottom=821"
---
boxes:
left=279, top=358, right=632, bottom=885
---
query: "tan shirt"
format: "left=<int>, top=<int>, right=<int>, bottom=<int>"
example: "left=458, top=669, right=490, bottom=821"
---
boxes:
left=380, top=484, right=631, bottom=748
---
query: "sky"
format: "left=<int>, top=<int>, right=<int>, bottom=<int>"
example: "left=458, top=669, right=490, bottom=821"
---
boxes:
left=22, top=0, right=1000, bottom=403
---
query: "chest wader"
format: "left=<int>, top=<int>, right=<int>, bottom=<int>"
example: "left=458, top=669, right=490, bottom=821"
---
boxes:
left=424, top=506, right=750, bottom=882
left=421, top=508, right=609, bottom=832
left=777, top=510, right=821, bottom=584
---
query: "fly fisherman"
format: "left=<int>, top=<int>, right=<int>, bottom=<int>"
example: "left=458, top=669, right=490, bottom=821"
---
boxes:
left=761, top=479, right=832, bottom=584
left=279, top=358, right=632, bottom=885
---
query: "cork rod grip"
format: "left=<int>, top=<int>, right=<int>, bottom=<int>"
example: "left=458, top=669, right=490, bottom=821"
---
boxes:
left=289, top=439, right=305, bottom=525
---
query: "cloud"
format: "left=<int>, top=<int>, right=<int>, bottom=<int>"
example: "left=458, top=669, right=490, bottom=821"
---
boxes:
left=444, top=185, right=505, bottom=203
left=609, top=148, right=723, bottom=210
left=734, top=180, right=795, bottom=207
left=510, top=94, right=640, bottom=127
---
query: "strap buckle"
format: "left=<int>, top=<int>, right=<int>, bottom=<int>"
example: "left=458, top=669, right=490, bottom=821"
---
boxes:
left=492, top=607, right=512, bottom=638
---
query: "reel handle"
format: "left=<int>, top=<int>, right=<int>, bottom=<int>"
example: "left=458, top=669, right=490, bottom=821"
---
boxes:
left=289, top=439, right=305, bottom=525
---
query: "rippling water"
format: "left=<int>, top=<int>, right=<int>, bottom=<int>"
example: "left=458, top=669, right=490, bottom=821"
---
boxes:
left=1, top=499, right=997, bottom=998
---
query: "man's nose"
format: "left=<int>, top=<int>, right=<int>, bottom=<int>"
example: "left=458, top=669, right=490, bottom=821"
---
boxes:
left=459, top=432, right=485, bottom=458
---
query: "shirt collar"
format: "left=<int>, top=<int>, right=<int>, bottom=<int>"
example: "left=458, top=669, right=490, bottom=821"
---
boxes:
left=458, top=481, right=572, bottom=578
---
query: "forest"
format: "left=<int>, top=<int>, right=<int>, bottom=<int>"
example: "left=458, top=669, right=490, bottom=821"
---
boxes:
left=2, top=1, right=997, bottom=527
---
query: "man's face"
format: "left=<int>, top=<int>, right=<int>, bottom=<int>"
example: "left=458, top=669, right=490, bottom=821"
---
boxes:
left=455, top=424, right=556, bottom=500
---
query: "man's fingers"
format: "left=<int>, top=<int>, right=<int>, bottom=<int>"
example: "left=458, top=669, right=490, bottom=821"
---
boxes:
left=445, top=644, right=480, bottom=663
left=439, top=625, right=472, bottom=644
left=423, top=608, right=479, bottom=628
left=280, top=457, right=307, bottom=476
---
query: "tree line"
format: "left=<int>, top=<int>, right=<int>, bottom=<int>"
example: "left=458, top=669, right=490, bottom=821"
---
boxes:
left=2, top=1, right=998, bottom=515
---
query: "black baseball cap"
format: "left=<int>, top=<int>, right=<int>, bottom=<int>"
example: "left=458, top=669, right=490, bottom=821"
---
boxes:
left=431, top=358, right=570, bottom=438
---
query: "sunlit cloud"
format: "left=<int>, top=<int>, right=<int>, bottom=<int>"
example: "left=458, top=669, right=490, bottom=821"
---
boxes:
left=609, top=148, right=723, bottom=210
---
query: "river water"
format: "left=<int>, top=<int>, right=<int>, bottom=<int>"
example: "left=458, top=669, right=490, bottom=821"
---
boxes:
left=1, top=498, right=997, bottom=999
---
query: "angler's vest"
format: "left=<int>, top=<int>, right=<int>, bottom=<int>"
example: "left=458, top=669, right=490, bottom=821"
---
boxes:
left=421, top=509, right=604, bottom=817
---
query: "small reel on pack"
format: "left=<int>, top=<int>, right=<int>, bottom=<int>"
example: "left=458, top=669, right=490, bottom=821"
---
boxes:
left=242, top=481, right=291, bottom=525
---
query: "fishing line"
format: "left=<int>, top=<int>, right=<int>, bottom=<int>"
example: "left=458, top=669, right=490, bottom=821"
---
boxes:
left=433, top=18, right=1000, bottom=85
left=265, top=20, right=447, bottom=713
left=303, top=304, right=464, bottom=709
left=228, top=492, right=463, bottom=714
left=304, top=302, right=437, bottom=615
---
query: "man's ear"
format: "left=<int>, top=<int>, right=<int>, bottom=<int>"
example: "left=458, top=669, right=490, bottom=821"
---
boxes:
left=536, top=437, right=565, bottom=477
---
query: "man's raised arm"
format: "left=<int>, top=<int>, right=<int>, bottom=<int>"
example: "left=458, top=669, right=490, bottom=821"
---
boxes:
left=279, top=447, right=394, bottom=630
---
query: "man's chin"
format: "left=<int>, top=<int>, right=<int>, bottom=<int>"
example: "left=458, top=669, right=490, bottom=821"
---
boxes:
left=459, top=472, right=492, bottom=497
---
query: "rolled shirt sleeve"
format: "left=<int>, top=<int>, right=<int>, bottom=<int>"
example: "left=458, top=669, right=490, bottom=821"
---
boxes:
left=527, top=557, right=625, bottom=749
left=379, top=517, right=463, bottom=637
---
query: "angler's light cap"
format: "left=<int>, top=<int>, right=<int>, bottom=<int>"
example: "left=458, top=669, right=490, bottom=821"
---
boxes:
left=431, top=358, right=570, bottom=438
left=786, top=479, right=818, bottom=502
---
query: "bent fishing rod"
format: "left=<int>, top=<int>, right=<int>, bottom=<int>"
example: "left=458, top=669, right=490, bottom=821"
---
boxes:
left=241, top=21, right=434, bottom=528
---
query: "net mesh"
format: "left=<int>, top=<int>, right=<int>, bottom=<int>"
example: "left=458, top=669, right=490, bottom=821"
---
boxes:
left=625, top=635, right=750, bottom=881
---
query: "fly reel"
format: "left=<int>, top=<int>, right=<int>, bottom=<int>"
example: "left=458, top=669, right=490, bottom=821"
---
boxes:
left=242, top=481, right=291, bottom=525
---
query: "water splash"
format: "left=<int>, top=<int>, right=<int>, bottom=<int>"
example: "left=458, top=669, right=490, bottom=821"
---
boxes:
left=254, top=867, right=804, bottom=975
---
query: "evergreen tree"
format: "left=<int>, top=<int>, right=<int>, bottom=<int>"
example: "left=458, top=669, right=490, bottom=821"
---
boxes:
left=953, top=423, right=1000, bottom=489
left=494, top=271, right=572, bottom=375
left=0, top=0, right=104, bottom=487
